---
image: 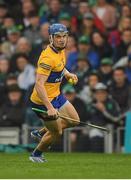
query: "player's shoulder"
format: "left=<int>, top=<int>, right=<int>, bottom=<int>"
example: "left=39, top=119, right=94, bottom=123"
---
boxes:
left=40, top=45, right=54, bottom=58
left=38, top=46, right=54, bottom=66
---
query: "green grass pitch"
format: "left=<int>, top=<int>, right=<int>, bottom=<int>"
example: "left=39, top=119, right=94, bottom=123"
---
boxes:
left=0, top=152, right=131, bottom=179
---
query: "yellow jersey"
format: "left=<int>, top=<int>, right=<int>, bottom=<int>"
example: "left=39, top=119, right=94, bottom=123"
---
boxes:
left=30, top=45, right=66, bottom=104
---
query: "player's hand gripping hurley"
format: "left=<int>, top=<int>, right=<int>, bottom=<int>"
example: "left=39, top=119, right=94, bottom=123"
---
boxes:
left=32, top=108, right=110, bottom=133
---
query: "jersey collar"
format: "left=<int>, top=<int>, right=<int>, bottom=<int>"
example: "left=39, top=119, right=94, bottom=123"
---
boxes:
left=49, top=45, right=59, bottom=54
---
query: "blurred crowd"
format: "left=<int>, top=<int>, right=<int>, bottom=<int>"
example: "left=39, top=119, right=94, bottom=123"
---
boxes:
left=0, top=0, right=131, bottom=152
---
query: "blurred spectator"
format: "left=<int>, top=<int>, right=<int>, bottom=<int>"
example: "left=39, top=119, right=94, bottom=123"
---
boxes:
left=114, top=45, right=131, bottom=83
left=118, top=16, right=131, bottom=32
left=22, top=0, right=36, bottom=28
left=114, top=44, right=131, bottom=68
left=0, top=55, right=10, bottom=105
left=33, top=22, right=50, bottom=54
left=113, top=29, right=131, bottom=62
left=78, top=35, right=100, bottom=69
left=0, top=55, right=10, bottom=84
left=14, top=53, right=35, bottom=91
left=1, top=26, right=21, bottom=57
left=16, top=37, right=31, bottom=54
left=0, top=73, right=18, bottom=106
left=38, top=0, right=49, bottom=17
left=109, top=67, right=131, bottom=113
left=3, top=15, right=15, bottom=29
left=65, top=35, right=77, bottom=59
left=81, top=12, right=96, bottom=36
left=99, top=57, right=113, bottom=85
left=66, top=35, right=100, bottom=71
left=73, top=53, right=91, bottom=93
left=116, top=0, right=129, bottom=6
left=92, top=0, right=117, bottom=29
left=87, top=82, right=121, bottom=152
left=78, top=1, right=90, bottom=17
left=40, top=0, right=62, bottom=24
left=88, top=82, right=121, bottom=126
left=108, top=30, right=121, bottom=49
left=10, top=37, right=38, bottom=66
left=78, top=71, right=100, bottom=105
left=0, top=1, right=8, bottom=24
left=81, top=11, right=106, bottom=36
left=77, top=1, right=91, bottom=26
left=0, top=84, right=25, bottom=127
left=88, top=0, right=97, bottom=7
left=59, top=12, right=72, bottom=32
left=116, top=0, right=130, bottom=17
left=91, top=31, right=112, bottom=59
left=62, top=0, right=79, bottom=16
left=59, top=11, right=78, bottom=35
left=6, top=73, right=17, bottom=86
left=0, top=15, right=15, bottom=42
left=23, top=10, right=41, bottom=46
left=39, top=22, right=50, bottom=43
left=121, top=5, right=131, bottom=17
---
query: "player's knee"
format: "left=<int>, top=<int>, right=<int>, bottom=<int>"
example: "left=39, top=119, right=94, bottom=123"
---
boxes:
left=70, top=117, right=80, bottom=127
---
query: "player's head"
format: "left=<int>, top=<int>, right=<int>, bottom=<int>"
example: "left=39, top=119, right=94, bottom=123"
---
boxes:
left=48, top=23, right=68, bottom=51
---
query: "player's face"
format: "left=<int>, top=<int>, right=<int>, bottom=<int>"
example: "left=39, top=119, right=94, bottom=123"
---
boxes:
left=53, top=32, right=68, bottom=50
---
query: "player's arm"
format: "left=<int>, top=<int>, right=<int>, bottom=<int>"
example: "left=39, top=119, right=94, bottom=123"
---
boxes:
left=35, top=53, right=58, bottom=118
left=35, top=73, right=53, bottom=109
left=63, top=68, right=78, bottom=84
left=35, top=73, right=58, bottom=118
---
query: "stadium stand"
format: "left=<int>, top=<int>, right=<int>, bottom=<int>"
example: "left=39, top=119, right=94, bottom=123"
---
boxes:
left=0, top=0, right=131, bottom=153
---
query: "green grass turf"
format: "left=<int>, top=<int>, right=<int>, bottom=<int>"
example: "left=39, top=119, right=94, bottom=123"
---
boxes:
left=0, top=153, right=131, bottom=179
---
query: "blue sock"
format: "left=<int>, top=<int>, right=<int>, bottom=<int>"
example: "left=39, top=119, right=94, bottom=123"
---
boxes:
left=32, top=149, right=43, bottom=157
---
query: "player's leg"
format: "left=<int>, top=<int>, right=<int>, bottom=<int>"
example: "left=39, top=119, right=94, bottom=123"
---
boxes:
left=30, top=117, right=62, bottom=162
left=34, top=102, right=80, bottom=157
left=36, top=118, right=62, bottom=151
left=31, top=101, right=80, bottom=140
left=33, top=100, right=80, bottom=153
left=59, top=101, right=80, bottom=129
left=30, top=101, right=80, bottom=162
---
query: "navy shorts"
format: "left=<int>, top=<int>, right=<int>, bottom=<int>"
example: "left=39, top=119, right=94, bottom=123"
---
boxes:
left=30, top=94, right=68, bottom=120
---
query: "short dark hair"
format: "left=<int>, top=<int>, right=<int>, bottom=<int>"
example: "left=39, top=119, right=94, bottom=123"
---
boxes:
left=15, top=53, right=29, bottom=62
left=6, top=73, right=17, bottom=81
left=7, top=84, right=21, bottom=93
left=88, top=71, right=101, bottom=81
left=113, top=67, right=125, bottom=73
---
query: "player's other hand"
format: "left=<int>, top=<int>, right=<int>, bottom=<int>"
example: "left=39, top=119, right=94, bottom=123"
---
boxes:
left=47, top=108, right=59, bottom=120
left=66, top=73, right=78, bottom=84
